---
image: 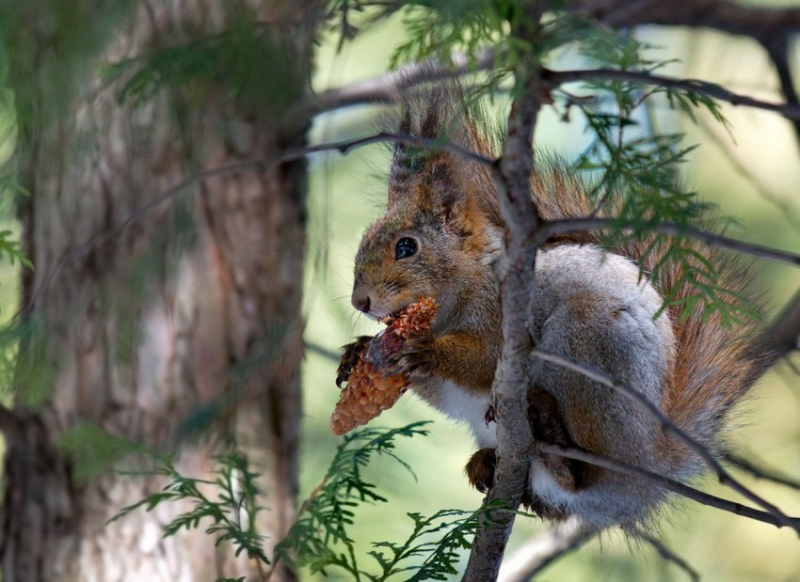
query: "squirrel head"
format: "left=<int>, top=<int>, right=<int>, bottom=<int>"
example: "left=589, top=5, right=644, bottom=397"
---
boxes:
left=352, top=84, right=502, bottom=323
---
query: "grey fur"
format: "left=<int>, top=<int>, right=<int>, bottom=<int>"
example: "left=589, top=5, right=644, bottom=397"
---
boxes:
left=527, top=245, right=675, bottom=526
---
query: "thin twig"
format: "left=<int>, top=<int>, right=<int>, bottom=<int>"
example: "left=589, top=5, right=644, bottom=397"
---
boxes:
left=530, top=348, right=798, bottom=532
left=20, top=131, right=496, bottom=316
left=722, top=451, right=800, bottom=492
left=497, top=519, right=598, bottom=582
left=761, top=32, right=800, bottom=145
left=543, top=68, right=800, bottom=122
left=543, top=217, right=800, bottom=267
left=758, top=287, right=800, bottom=363
left=632, top=529, right=701, bottom=582
left=695, top=114, right=800, bottom=231
left=536, top=441, right=800, bottom=530
left=304, top=50, right=495, bottom=116
left=568, top=0, right=800, bottom=38
left=305, top=341, right=341, bottom=363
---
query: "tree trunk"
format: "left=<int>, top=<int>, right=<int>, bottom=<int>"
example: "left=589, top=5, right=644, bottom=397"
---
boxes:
left=0, top=1, right=318, bottom=580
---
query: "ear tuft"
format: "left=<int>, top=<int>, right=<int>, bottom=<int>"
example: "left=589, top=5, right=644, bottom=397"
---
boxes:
left=386, top=73, right=500, bottom=230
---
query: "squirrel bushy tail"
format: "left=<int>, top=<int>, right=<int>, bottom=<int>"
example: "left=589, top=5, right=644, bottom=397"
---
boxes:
left=529, top=171, right=765, bottom=478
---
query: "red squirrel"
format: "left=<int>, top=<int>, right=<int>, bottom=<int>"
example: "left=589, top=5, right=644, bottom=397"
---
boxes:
left=336, top=86, right=762, bottom=527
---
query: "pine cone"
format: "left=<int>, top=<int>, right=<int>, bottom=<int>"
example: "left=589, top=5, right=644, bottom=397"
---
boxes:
left=331, top=297, right=437, bottom=435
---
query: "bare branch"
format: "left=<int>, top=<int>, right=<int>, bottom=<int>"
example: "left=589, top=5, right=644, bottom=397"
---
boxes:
left=20, top=131, right=496, bottom=317
left=543, top=68, right=800, bottom=122
left=695, top=115, right=800, bottom=230
left=536, top=441, right=800, bottom=530
left=567, top=0, right=800, bottom=143
left=543, top=217, right=800, bottom=268
left=722, top=451, right=800, bottom=492
left=758, top=287, right=800, bottom=363
left=497, top=519, right=598, bottom=582
left=761, top=32, right=800, bottom=144
left=631, top=529, right=700, bottom=582
left=304, top=341, right=341, bottom=363
left=568, top=0, right=800, bottom=38
left=464, top=4, right=547, bottom=579
left=530, top=348, right=798, bottom=531
left=304, top=50, right=495, bottom=116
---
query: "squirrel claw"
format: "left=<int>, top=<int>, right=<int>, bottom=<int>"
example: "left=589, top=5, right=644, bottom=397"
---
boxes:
left=336, top=336, right=372, bottom=388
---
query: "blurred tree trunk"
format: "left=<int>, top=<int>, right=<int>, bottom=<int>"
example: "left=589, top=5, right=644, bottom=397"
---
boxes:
left=0, top=1, right=320, bottom=580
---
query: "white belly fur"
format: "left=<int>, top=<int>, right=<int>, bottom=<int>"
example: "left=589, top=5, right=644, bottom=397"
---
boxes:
left=433, top=381, right=584, bottom=516
left=435, top=380, right=497, bottom=448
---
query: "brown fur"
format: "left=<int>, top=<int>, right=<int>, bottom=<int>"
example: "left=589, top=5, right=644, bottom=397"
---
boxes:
left=390, top=86, right=763, bottom=478
left=527, top=387, right=601, bottom=491
left=349, top=79, right=763, bottom=520
left=465, top=448, right=498, bottom=493
left=432, top=331, right=498, bottom=391
left=528, top=171, right=763, bottom=473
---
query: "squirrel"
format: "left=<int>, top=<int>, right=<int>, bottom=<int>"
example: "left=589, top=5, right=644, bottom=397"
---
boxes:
left=335, top=85, right=764, bottom=527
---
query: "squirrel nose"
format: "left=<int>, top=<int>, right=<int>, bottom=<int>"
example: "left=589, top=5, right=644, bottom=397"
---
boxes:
left=353, top=295, right=371, bottom=314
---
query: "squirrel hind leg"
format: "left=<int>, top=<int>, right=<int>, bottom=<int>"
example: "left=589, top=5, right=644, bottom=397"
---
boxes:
left=527, top=387, right=600, bottom=492
left=465, top=447, right=496, bottom=493
left=465, top=446, right=570, bottom=521
left=464, top=389, right=598, bottom=494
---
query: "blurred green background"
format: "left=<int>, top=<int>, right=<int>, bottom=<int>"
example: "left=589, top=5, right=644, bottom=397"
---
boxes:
left=300, top=7, right=800, bottom=582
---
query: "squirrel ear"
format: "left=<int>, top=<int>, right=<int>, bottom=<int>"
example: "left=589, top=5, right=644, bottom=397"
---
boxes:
left=388, top=106, right=422, bottom=208
left=386, top=79, right=502, bottom=230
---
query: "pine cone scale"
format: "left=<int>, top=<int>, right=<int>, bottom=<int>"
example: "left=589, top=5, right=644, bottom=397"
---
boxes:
left=331, top=297, right=437, bottom=435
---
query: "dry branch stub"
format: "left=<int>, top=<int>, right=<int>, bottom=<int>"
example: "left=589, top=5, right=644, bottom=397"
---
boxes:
left=331, top=297, right=437, bottom=435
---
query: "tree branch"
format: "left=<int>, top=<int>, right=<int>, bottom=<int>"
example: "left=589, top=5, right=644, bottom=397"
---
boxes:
left=464, top=5, right=547, bottom=579
left=20, top=130, right=496, bottom=317
left=722, top=451, right=800, bottom=492
left=543, top=68, right=800, bottom=122
left=695, top=113, right=800, bottom=230
left=631, top=529, right=700, bottom=582
left=537, top=441, right=800, bottom=530
left=497, top=519, right=598, bottom=582
left=569, top=0, right=800, bottom=38
left=759, top=287, right=800, bottom=364
left=530, top=348, right=798, bottom=532
left=567, top=0, right=800, bottom=144
left=303, top=50, right=495, bottom=116
left=761, top=32, right=800, bottom=144
left=543, top=217, right=800, bottom=267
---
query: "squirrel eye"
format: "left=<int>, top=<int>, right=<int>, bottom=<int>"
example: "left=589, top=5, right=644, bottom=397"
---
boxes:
left=395, top=237, right=418, bottom=260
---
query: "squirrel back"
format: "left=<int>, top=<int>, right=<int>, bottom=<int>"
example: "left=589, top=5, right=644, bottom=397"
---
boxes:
left=529, top=170, right=764, bottom=478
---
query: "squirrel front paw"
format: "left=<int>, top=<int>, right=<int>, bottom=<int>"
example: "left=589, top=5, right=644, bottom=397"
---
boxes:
left=383, top=333, right=436, bottom=382
left=336, top=336, right=373, bottom=388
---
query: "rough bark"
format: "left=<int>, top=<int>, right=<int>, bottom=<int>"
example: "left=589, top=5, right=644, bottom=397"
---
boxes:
left=464, top=5, right=546, bottom=579
left=0, top=1, right=319, bottom=580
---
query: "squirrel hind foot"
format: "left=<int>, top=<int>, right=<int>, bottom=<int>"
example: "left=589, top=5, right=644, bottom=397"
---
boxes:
left=465, top=446, right=570, bottom=522
left=465, top=448, right=496, bottom=493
